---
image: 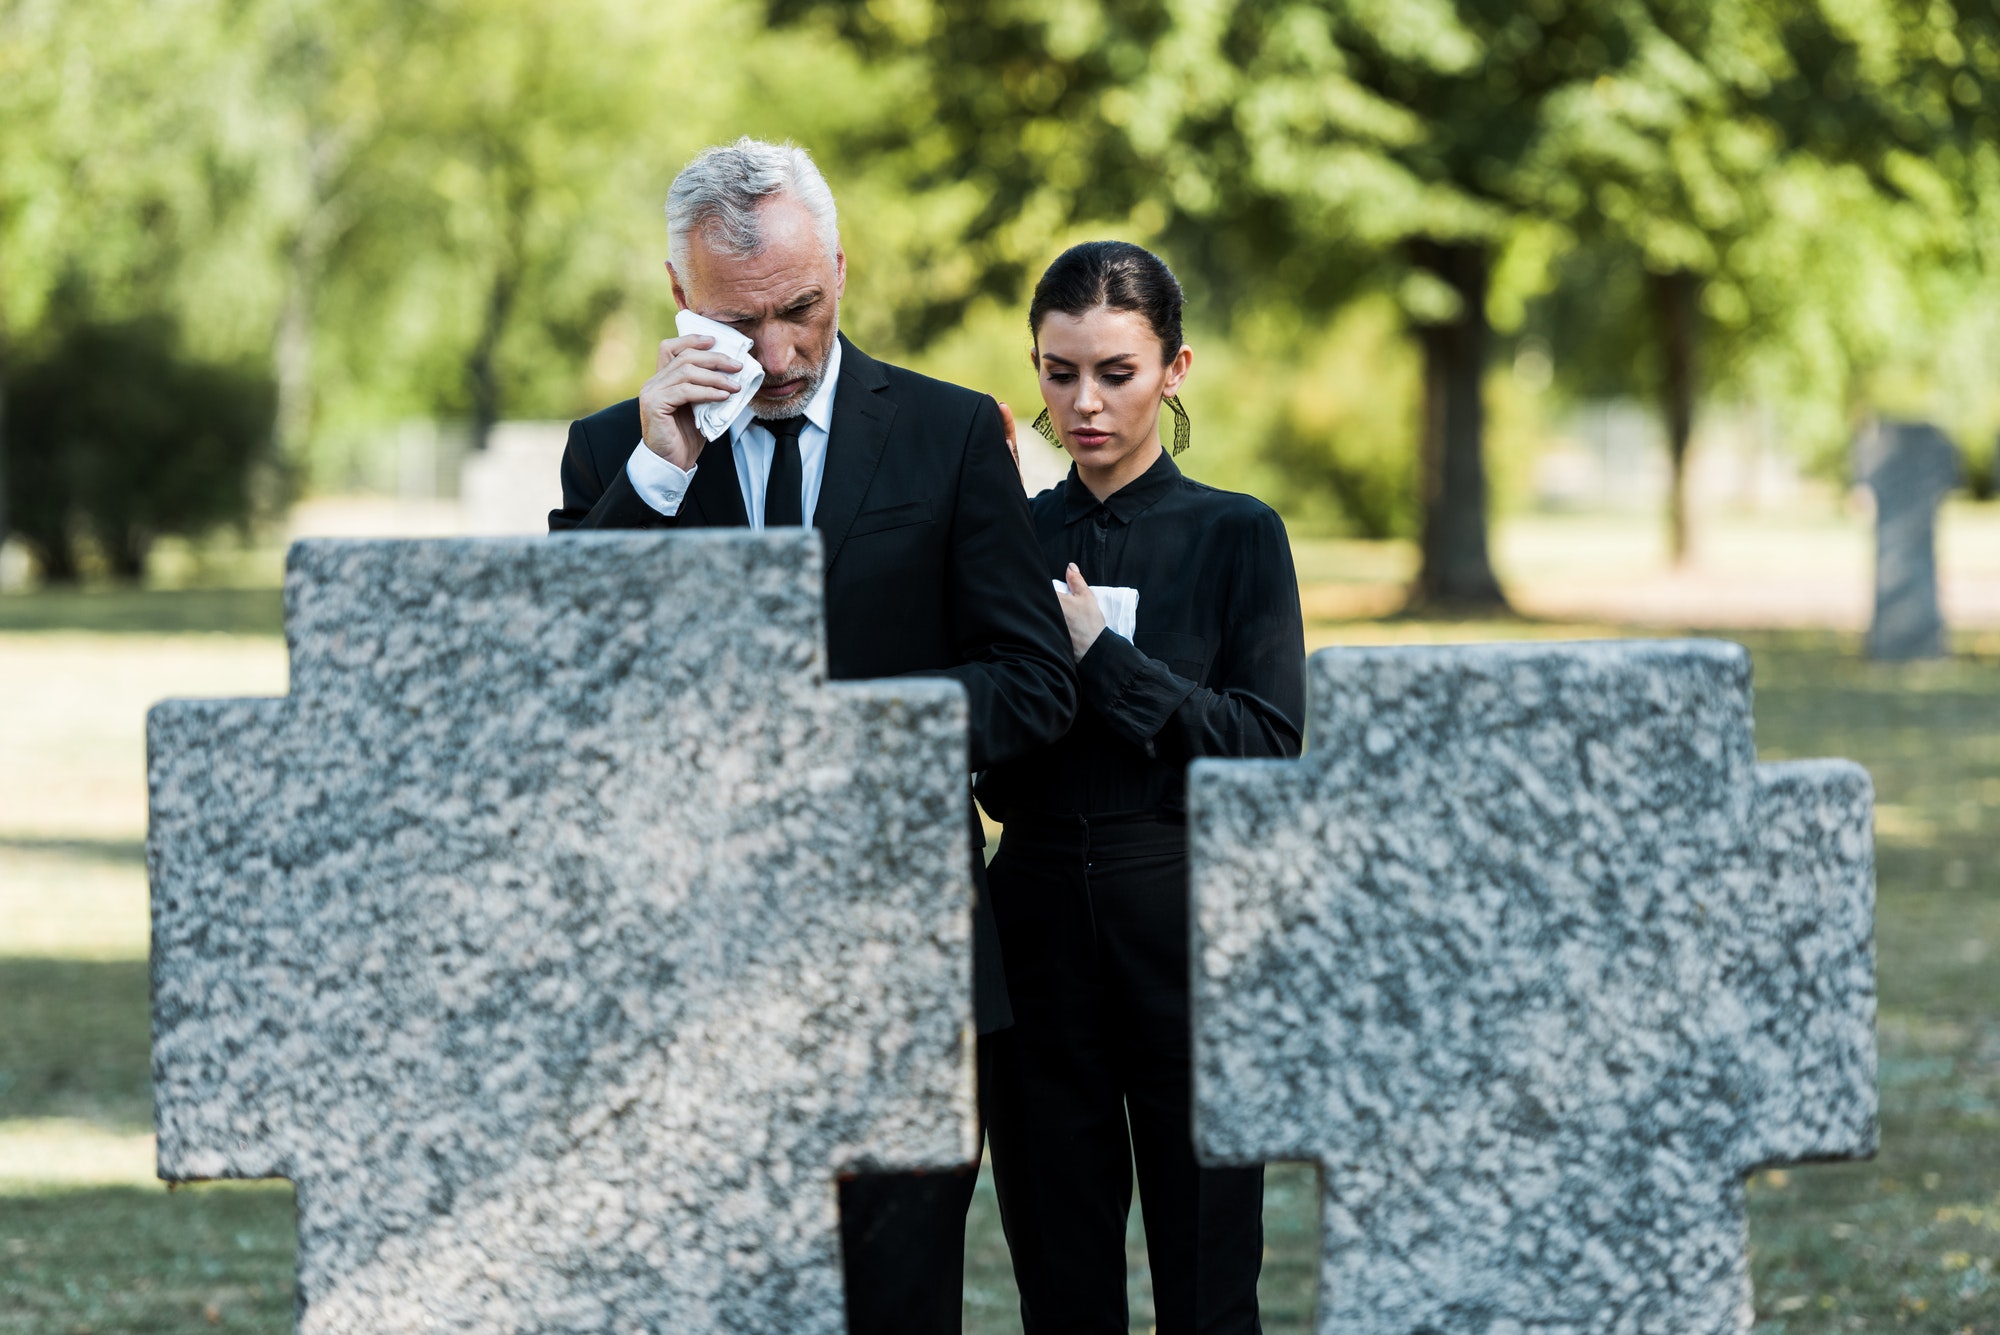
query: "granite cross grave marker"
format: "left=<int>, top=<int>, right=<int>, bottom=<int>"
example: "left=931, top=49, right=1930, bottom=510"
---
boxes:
left=1190, top=641, right=1876, bottom=1335
left=1856, top=419, right=1959, bottom=660
left=149, top=532, right=976, bottom=1333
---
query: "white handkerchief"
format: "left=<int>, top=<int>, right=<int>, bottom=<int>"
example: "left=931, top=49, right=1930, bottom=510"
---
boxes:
left=674, top=309, right=765, bottom=441
left=1055, top=581, right=1139, bottom=642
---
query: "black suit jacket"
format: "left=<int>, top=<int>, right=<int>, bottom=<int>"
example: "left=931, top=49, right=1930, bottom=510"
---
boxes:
left=550, top=334, right=1077, bottom=1031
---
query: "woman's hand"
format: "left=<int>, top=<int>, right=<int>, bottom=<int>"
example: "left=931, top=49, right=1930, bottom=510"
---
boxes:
left=997, top=399, right=1021, bottom=469
left=1056, top=563, right=1106, bottom=662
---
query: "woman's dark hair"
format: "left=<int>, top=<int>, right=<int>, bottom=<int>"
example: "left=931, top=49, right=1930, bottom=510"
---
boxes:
left=1029, top=241, right=1184, bottom=364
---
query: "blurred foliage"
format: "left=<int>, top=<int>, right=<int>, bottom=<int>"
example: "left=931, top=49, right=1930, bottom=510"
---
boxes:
left=1, top=317, right=276, bottom=582
left=1266, top=304, right=1425, bottom=541
left=766, top=0, right=2000, bottom=598
left=2, top=0, right=1999, bottom=580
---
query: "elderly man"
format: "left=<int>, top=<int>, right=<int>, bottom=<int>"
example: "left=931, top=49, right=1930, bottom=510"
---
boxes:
left=550, top=138, right=1075, bottom=1332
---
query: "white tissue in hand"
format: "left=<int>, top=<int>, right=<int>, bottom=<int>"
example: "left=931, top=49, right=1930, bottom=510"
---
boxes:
left=674, top=309, right=764, bottom=441
left=1054, top=581, right=1139, bottom=642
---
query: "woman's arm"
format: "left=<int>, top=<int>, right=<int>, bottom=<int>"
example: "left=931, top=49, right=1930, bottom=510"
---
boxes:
left=1075, top=506, right=1307, bottom=762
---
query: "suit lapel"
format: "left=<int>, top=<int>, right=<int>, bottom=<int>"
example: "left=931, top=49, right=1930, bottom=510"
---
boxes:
left=814, top=334, right=895, bottom=570
left=682, top=433, right=749, bottom=528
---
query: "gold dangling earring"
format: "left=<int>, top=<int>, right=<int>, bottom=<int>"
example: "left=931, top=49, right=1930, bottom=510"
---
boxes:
left=1032, top=407, right=1062, bottom=447
left=1164, top=395, right=1191, bottom=456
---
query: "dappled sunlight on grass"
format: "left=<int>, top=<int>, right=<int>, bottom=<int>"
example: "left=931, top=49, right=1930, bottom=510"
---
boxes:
left=1292, top=506, right=2000, bottom=635
left=0, top=588, right=284, bottom=637
left=0, top=634, right=287, bottom=842
left=0, top=1119, right=157, bottom=1189
left=2, top=574, right=1997, bottom=1331
left=0, top=840, right=150, bottom=961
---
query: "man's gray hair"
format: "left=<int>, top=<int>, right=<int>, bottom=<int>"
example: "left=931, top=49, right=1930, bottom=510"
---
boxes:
left=666, top=137, right=840, bottom=271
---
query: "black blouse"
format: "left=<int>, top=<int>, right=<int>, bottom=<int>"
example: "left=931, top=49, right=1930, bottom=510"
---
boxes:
left=975, top=450, right=1307, bottom=822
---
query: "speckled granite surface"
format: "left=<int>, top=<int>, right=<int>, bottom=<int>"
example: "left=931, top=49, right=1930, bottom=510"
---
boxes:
left=149, top=532, right=976, bottom=1333
left=1189, top=640, right=1876, bottom=1335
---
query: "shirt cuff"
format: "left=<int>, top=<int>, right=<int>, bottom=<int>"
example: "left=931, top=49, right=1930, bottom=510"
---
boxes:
left=1077, top=629, right=1197, bottom=757
left=625, top=442, right=696, bottom=516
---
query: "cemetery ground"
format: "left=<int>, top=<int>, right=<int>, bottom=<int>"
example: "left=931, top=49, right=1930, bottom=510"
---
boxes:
left=2, top=511, right=1998, bottom=1333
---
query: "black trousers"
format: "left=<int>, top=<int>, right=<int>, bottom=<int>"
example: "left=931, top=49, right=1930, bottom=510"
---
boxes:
left=839, top=1027, right=994, bottom=1335
left=837, top=810, right=1008, bottom=1335
left=985, top=814, right=1264, bottom=1335
left=839, top=1161, right=981, bottom=1335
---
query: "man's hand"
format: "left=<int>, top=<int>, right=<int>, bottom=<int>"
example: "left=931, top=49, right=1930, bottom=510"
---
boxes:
left=1056, top=562, right=1107, bottom=662
left=997, top=399, right=1021, bottom=470
left=639, top=334, right=744, bottom=472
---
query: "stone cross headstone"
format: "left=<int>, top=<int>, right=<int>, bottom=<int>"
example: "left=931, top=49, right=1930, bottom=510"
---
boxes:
left=1856, top=419, right=1959, bottom=660
left=1189, top=640, right=1876, bottom=1335
left=149, top=532, right=976, bottom=1333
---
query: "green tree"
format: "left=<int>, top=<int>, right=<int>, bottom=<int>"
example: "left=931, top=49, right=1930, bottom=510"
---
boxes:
left=235, top=0, right=422, bottom=463
left=1527, top=0, right=2000, bottom=561
left=767, top=0, right=1707, bottom=608
left=3, top=316, right=275, bottom=580
left=778, top=0, right=2000, bottom=599
left=225, top=0, right=657, bottom=458
left=0, top=0, right=291, bottom=562
left=363, top=0, right=643, bottom=450
left=296, top=0, right=789, bottom=454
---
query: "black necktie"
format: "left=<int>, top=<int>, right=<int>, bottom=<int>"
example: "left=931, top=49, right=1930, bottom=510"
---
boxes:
left=755, top=416, right=805, bottom=528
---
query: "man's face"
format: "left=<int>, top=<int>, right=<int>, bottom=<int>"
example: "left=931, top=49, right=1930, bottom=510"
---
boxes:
left=669, top=194, right=845, bottom=419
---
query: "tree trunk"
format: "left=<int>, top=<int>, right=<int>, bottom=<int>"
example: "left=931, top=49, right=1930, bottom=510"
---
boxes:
left=1408, top=239, right=1507, bottom=611
left=275, top=250, right=315, bottom=468
left=466, top=266, right=517, bottom=456
left=274, top=116, right=351, bottom=479
left=1653, top=268, right=1700, bottom=566
left=466, top=189, right=530, bottom=455
left=3, top=344, right=79, bottom=585
left=0, top=337, right=10, bottom=561
left=108, top=528, right=152, bottom=582
left=27, top=526, right=80, bottom=584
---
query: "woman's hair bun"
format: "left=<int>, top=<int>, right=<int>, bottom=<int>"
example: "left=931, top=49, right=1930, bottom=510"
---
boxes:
left=1030, top=241, right=1184, bottom=364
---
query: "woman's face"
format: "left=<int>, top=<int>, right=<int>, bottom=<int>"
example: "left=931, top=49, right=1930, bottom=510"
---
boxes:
left=1033, top=305, right=1191, bottom=473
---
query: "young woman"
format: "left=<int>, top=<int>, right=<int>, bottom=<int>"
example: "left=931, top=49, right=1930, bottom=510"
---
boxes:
left=979, top=241, right=1306, bottom=1334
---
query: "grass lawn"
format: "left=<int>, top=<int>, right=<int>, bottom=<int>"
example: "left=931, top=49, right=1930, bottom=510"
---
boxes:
left=1, top=584, right=1995, bottom=1332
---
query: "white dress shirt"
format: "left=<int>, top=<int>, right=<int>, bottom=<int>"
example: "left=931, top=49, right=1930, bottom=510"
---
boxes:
left=624, top=339, right=842, bottom=525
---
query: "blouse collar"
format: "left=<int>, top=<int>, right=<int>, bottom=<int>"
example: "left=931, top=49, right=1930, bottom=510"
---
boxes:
left=1061, top=447, right=1181, bottom=526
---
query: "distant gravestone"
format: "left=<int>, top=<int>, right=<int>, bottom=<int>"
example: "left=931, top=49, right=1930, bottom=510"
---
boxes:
left=149, top=532, right=976, bottom=1333
left=1856, top=420, right=1959, bottom=660
left=460, top=421, right=569, bottom=535
left=1190, top=641, right=1876, bottom=1335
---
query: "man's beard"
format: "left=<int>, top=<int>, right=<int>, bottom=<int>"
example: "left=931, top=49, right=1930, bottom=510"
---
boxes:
left=749, top=338, right=835, bottom=419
